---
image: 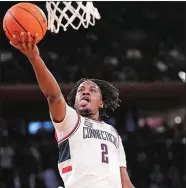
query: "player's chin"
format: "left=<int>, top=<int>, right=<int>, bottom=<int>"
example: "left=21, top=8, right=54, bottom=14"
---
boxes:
left=78, top=108, right=92, bottom=117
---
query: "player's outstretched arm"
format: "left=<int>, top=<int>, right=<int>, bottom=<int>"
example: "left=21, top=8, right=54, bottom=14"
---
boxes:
left=10, top=32, right=66, bottom=128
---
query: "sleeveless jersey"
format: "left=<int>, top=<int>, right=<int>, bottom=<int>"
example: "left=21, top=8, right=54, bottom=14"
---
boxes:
left=51, top=105, right=127, bottom=188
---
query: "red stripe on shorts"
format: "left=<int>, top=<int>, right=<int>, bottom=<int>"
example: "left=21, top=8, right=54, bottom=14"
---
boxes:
left=62, top=166, right=72, bottom=174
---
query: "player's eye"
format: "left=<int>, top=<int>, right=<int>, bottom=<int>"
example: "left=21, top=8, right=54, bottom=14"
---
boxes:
left=78, top=89, right=83, bottom=92
left=90, top=88, right=96, bottom=92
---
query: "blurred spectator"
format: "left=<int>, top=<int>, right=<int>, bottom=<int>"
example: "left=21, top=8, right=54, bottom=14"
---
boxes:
left=0, top=137, right=15, bottom=188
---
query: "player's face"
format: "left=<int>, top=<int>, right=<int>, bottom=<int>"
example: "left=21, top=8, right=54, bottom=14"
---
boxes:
left=74, top=80, right=103, bottom=117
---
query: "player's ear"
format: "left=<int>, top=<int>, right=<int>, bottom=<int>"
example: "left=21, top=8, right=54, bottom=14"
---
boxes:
left=99, top=101, right=103, bottom=108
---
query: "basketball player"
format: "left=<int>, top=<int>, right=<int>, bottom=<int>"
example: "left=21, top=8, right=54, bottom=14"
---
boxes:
left=10, top=32, right=135, bottom=188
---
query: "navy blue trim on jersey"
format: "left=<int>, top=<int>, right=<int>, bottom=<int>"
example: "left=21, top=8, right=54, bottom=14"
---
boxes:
left=57, top=115, right=81, bottom=144
left=58, top=139, right=71, bottom=163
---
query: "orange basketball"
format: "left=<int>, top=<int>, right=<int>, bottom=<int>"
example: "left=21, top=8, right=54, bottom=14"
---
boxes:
left=3, top=2, right=47, bottom=44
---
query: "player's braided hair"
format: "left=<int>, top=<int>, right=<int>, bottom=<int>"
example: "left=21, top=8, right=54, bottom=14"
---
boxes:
left=67, top=78, right=121, bottom=118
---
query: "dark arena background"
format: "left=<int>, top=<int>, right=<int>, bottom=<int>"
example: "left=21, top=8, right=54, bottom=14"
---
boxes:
left=0, top=1, right=186, bottom=188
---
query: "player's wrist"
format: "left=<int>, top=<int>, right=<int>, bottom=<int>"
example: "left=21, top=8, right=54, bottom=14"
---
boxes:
left=27, top=54, right=40, bottom=62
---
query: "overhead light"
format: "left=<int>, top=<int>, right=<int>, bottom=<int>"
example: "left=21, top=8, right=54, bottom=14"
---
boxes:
left=178, top=71, right=186, bottom=82
left=174, top=116, right=181, bottom=124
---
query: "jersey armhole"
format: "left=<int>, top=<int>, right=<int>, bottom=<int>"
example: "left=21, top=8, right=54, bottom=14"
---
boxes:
left=55, top=114, right=81, bottom=144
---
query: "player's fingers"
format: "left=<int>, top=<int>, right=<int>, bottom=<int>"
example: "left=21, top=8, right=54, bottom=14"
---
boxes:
left=11, top=34, right=19, bottom=46
left=32, top=33, right=38, bottom=48
left=26, top=32, right=32, bottom=51
left=10, top=41, right=20, bottom=49
left=10, top=35, right=22, bottom=51
left=20, top=32, right=27, bottom=51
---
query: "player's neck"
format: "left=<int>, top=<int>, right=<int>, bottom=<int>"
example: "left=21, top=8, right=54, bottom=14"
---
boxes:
left=89, top=113, right=99, bottom=121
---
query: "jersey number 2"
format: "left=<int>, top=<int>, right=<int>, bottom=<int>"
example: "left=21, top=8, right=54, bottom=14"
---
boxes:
left=101, top=143, right=109, bottom=163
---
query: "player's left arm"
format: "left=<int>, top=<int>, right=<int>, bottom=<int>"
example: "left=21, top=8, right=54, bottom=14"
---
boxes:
left=120, top=167, right=135, bottom=188
left=118, top=136, right=135, bottom=188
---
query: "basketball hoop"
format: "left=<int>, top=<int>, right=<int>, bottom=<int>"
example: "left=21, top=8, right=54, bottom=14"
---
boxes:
left=46, top=1, right=101, bottom=33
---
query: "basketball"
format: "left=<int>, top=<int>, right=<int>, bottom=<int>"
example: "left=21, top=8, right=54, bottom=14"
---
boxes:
left=3, top=2, right=47, bottom=43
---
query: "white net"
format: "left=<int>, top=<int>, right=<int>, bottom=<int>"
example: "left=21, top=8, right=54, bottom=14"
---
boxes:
left=46, top=1, right=101, bottom=33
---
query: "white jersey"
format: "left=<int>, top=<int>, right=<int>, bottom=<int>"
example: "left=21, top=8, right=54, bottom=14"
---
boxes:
left=51, top=104, right=127, bottom=188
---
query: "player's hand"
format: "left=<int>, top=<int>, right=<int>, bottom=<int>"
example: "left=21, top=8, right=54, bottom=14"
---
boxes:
left=10, top=32, right=40, bottom=60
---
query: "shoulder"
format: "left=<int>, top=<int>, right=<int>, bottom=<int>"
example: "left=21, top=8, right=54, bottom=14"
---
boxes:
left=105, top=122, right=119, bottom=135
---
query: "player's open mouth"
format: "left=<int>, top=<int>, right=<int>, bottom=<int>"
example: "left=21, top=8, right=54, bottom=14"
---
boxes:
left=81, top=96, right=90, bottom=102
left=80, top=96, right=90, bottom=107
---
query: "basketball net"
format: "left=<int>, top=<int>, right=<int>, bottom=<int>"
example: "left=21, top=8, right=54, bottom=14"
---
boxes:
left=46, top=1, right=101, bottom=33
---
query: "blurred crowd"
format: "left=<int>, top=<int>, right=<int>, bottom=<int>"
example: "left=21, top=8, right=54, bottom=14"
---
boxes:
left=0, top=114, right=185, bottom=188
left=1, top=30, right=185, bottom=84
left=1, top=2, right=186, bottom=84
left=0, top=117, right=61, bottom=188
